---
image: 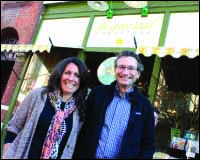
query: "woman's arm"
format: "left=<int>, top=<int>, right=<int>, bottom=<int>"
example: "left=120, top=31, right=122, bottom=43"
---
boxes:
left=5, top=89, right=37, bottom=134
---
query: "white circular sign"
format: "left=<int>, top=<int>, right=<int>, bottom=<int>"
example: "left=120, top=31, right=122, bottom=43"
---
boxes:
left=97, top=57, right=116, bottom=85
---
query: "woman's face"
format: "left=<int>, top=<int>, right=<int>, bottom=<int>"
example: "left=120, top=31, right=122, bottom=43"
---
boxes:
left=61, top=63, right=80, bottom=99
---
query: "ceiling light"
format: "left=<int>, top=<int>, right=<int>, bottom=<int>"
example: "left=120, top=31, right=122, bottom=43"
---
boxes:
left=124, top=1, right=147, bottom=8
left=87, top=1, right=109, bottom=11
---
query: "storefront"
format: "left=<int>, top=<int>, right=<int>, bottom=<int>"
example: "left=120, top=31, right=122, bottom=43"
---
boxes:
left=34, top=2, right=200, bottom=158
left=1, top=1, right=199, bottom=158
left=32, top=1, right=199, bottom=95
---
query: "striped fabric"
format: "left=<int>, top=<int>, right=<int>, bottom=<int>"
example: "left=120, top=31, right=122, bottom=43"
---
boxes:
left=95, top=86, right=133, bottom=159
left=1, top=44, right=51, bottom=54
left=137, top=46, right=199, bottom=58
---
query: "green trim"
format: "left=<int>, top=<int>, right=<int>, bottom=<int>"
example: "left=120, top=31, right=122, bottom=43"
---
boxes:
left=42, top=1, right=199, bottom=20
left=148, top=56, right=162, bottom=103
left=1, top=53, right=33, bottom=158
left=77, top=50, right=86, bottom=62
left=84, top=47, right=136, bottom=53
left=82, top=16, right=95, bottom=48
left=32, top=16, right=44, bottom=44
left=77, top=16, right=96, bottom=62
left=148, top=11, right=171, bottom=103
left=158, top=12, right=171, bottom=47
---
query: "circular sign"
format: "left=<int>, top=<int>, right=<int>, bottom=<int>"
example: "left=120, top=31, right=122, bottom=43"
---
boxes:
left=97, top=57, right=116, bottom=85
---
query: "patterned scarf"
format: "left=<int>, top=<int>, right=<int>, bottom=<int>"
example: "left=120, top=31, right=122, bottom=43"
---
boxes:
left=40, top=90, right=76, bottom=159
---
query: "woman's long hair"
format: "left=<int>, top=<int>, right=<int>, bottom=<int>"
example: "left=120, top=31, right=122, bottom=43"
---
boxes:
left=43, top=57, right=89, bottom=121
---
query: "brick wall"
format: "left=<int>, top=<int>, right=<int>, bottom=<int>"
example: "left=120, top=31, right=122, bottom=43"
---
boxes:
left=1, top=1, right=43, bottom=124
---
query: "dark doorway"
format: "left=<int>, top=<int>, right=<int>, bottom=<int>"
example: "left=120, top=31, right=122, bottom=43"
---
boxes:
left=162, top=55, right=199, bottom=95
left=1, top=61, right=15, bottom=100
left=1, top=27, right=19, bottom=100
left=85, top=52, right=116, bottom=89
left=37, top=46, right=80, bottom=73
left=136, top=54, right=155, bottom=97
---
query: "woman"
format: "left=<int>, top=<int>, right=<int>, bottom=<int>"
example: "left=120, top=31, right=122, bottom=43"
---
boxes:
left=2, top=57, right=89, bottom=159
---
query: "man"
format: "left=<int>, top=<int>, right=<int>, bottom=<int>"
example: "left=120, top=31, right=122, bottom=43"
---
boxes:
left=73, top=50, right=155, bottom=159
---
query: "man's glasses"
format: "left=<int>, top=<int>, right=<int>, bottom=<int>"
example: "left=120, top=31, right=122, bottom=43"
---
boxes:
left=116, top=65, right=138, bottom=72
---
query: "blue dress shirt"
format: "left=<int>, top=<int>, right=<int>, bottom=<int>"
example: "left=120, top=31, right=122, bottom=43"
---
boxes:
left=95, top=85, right=133, bottom=159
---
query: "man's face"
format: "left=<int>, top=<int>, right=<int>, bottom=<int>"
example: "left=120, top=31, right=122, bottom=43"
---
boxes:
left=115, top=56, right=140, bottom=89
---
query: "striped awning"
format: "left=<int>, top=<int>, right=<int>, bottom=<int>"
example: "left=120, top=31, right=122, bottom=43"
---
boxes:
left=1, top=44, right=51, bottom=61
left=137, top=46, right=199, bottom=58
left=1, top=44, right=199, bottom=59
left=1, top=44, right=51, bottom=55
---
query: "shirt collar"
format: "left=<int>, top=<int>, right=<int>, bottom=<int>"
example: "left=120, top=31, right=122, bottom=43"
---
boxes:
left=114, top=83, right=134, bottom=100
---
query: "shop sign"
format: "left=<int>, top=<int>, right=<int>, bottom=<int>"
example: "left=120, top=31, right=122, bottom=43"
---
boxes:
left=87, top=14, right=163, bottom=48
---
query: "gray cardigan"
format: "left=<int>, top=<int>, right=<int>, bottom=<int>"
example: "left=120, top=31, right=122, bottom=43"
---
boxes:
left=3, top=88, right=83, bottom=159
